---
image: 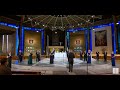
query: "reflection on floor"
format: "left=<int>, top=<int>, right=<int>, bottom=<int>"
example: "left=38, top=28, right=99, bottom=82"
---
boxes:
left=11, top=58, right=120, bottom=75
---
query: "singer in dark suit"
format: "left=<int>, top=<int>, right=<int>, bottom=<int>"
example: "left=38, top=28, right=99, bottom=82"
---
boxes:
left=96, top=51, right=99, bottom=61
left=103, top=50, right=107, bottom=62
left=68, top=49, right=75, bottom=72
left=50, top=48, right=55, bottom=64
left=18, top=50, right=23, bottom=63
left=36, top=50, right=41, bottom=62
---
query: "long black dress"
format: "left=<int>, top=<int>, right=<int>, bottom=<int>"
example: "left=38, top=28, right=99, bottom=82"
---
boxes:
left=96, top=52, right=99, bottom=61
left=28, top=53, right=33, bottom=65
left=7, top=54, right=12, bottom=68
left=103, top=51, right=107, bottom=62
left=84, top=52, right=87, bottom=62
left=111, top=53, right=115, bottom=66
left=80, top=51, right=83, bottom=60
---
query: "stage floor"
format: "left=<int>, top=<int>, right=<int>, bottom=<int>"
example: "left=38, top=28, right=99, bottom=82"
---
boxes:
left=11, top=58, right=120, bottom=75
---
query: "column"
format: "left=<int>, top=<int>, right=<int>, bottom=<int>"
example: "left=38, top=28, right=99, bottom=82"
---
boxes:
left=66, top=31, right=70, bottom=49
left=7, top=35, right=8, bottom=52
left=41, top=30, right=45, bottom=55
left=111, top=23, right=116, bottom=54
left=16, top=28, right=19, bottom=55
left=89, top=28, right=92, bottom=51
left=118, top=24, right=120, bottom=53
left=112, top=15, right=117, bottom=54
left=18, top=16, right=24, bottom=53
left=65, top=30, right=67, bottom=51
left=2, top=35, right=4, bottom=52
left=22, top=27, right=25, bottom=53
left=85, top=29, right=88, bottom=53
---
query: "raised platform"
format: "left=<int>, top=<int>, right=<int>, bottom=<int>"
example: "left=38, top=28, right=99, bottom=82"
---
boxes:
left=11, top=58, right=120, bottom=75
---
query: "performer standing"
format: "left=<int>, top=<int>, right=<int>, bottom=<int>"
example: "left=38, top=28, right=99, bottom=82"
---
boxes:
left=111, top=51, right=116, bottom=67
left=50, top=48, right=55, bottom=64
left=36, top=50, right=41, bottom=62
left=80, top=50, right=83, bottom=60
left=66, top=49, right=70, bottom=68
left=18, top=50, right=23, bottom=63
left=51, top=48, right=55, bottom=59
left=87, top=50, right=91, bottom=64
left=68, top=49, right=75, bottom=72
left=66, top=49, right=69, bottom=59
left=7, top=52, right=12, bottom=68
left=84, top=51, right=87, bottom=62
left=103, top=50, right=107, bottom=62
left=28, top=51, right=33, bottom=65
left=96, top=51, right=99, bottom=61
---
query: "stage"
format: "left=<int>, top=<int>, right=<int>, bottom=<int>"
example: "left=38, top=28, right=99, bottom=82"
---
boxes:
left=11, top=57, right=120, bottom=75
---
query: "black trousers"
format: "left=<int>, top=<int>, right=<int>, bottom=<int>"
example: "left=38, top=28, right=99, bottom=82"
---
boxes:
left=36, top=57, right=40, bottom=62
left=96, top=56, right=99, bottom=61
left=84, top=57, right=87, bottom=62
left=19, top=57, right=22, bottom=62
left=69, top=62, right=73, bottom=72
left=104, top=57, right=107, bottom=62
left=50, top=55, right=54, bottom=64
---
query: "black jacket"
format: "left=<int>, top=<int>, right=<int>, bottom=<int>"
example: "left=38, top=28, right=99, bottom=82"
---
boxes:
left=68, top=52, right=75, bottom=63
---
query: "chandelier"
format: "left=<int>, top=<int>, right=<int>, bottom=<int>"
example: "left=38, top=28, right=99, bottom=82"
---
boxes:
left=21, top=15, right=102, bottom=31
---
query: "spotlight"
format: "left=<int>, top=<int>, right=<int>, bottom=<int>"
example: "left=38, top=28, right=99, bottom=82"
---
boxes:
left=91, top=15, right=94, bottom=18
left=93, top=29, right=95, bottom=30
left=116, top=23, right=119, bottom=25
left=55, top=32, right=57, bottom=34
left=43, top=24, right=45, bottom=26
left=36, top=31, right=39, bottom=32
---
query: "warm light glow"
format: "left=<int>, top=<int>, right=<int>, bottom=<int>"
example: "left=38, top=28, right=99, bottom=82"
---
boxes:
left=2, top=35, right=4, bottom=51
left=7, top=35, right=8, bottom=52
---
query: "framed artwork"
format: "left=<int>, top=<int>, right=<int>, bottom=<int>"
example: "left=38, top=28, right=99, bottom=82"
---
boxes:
left=95, top=30, right=107, bottom=46
left=29, top=40, right=33, bottom=44
left=75, top=39, right=80, bottom=45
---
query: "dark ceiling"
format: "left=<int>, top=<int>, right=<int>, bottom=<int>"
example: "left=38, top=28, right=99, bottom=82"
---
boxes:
left=2, top=15, right=113, bottom=22
left=0, top=29, right=15, bottom=35
left=0, top=15, right=116, bottom=31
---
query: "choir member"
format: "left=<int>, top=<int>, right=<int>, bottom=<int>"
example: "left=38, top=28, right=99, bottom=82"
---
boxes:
left=18, top=50, right=23, bottom=63
left=103, top=50, right=107, bottom=62
left=36, top=50, right=41, bottom=62
left=96, top=51, right=99, bottom=61
left=111, top=51, right=116, bottom=67
left=68, top=49, right=75, bottom=72
left=28, top=51, right=33, bottom=65
left=84, top=51, right=87, bottom=62
left=80, top=50, right=83, bottom=60
left=87, top=50, right=91, bottom=64
left=7, top=52, right=12, bottom=68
